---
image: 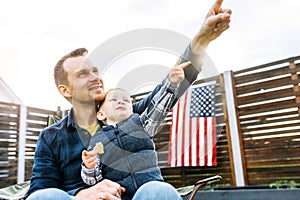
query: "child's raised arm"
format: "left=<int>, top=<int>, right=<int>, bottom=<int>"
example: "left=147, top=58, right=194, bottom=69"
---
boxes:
left=169, top=61, right=191, bottom=84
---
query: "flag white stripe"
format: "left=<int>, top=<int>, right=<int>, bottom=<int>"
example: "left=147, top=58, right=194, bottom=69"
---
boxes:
left=199, top=118, right=204, bottom=166
left=184, top=90, right=192, bottom=166
left=170, top=103, right=178, bottom=167
left=177, top=93, right=186, bottom=166
left=191, top=118, right=197, bottom=166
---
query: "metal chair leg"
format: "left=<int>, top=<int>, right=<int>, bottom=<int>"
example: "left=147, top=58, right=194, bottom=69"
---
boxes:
left=187, top=175, right=222, bottom=200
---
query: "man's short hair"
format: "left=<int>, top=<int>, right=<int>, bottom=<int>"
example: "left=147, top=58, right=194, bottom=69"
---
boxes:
left=54, top=48, right=88, bottom=87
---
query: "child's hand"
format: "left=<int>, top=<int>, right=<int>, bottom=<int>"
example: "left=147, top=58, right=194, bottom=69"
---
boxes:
left=82, top=150, right=98, bottom=169
left=169, top=61, right=191, bottom=84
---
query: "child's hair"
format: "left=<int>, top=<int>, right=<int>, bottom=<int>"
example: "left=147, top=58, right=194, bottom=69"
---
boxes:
left=105, top=88, right=128, bottom=95
left=96, top=88, right=130, bottom=110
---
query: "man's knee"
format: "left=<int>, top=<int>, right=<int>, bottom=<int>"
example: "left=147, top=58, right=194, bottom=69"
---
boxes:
left=133, top=181, right=182, bottom=200
left=27, top=188, right=72, bottom=200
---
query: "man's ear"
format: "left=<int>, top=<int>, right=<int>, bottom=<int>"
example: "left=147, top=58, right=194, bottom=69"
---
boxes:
left=97, top=110, right=106, bottom=121
left=58, top=84, right=71, bottom=98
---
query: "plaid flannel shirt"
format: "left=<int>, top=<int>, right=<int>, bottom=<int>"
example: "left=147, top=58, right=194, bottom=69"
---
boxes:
left=141, top=79, right=178, bottom=137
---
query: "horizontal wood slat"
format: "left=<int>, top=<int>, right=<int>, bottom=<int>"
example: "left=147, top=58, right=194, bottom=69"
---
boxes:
left=239, top=99, right=299, bottom=116
left=235, top=64, right=300, bottom=85
left=236, top=79, right=300, bottom=99
left=237, top=87, right=300, bottom=105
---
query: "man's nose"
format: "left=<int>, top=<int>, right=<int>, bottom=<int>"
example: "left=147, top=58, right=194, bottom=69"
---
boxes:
left=90, top=72, right=102, bottom=82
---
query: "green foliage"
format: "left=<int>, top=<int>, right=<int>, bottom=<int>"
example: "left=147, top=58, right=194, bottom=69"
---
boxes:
left=202, top=183, right=231, bottom=190
left=269, top=180, right=298, bottom=189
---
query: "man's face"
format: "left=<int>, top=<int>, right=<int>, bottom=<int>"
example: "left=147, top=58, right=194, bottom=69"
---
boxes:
left=99, top=89, right=133, bottom=124
left=63, top=56, right=105, bottom=104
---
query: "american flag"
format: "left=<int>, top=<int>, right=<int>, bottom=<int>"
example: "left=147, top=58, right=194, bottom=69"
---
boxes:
left=168, top=83, right=217, bottom=167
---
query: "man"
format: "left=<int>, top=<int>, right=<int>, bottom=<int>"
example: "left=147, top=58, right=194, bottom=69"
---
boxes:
left=28, top=0, right=231, bottom=199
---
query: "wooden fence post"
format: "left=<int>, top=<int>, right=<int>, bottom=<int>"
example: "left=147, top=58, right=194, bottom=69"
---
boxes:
left=17, top=104, right=27, bottom=183
left=220, top=74, right=236, bottom=185
left=289, top=61, right=300, bottom=113
left=223, top=70, right=247, bottom=186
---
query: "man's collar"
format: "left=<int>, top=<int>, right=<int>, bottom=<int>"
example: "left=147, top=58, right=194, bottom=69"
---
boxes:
left=67, top=108, right=76, bottom=130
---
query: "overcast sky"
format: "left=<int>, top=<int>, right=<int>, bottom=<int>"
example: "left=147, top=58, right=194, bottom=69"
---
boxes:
left=1, top=0, right=300, bottom=110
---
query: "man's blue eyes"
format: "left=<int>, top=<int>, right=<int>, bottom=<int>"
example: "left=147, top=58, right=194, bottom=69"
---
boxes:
left=78, top=70, right=99, bottom=76
left=93, top=70, right=99, bottom=74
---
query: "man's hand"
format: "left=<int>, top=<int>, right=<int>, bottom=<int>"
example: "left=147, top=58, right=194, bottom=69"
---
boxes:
left=76, top=179, right=126, bottom=200
left=191, top=0, right=232, bottom=52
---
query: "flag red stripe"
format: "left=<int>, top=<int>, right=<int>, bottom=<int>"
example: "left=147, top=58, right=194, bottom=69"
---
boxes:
left=168, top=108, right=174, bottom=166
left=181, top=91, right=189, bottom=166
left=196, top=117, right=200, bottom=166
left=175, top=102, right=180, bottom=166
left=189, top=118, right=192, bottom=166
left=212, top=117, right=217, bottom=166
left=204, top=117, right=208, bottom=166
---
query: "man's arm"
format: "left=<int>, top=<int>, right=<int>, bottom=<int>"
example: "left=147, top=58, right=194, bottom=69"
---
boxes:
left=177, top=0, right=231, bottom=100
left=30, top=135, right=87, bottom=197
left=190, top=0, right=231, bottom=51
left=29, top=132, right=65, bottom=194
left=133, top=0, right=231, bottom=113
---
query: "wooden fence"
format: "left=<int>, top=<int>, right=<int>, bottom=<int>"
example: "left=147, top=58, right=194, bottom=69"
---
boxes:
left=0, top=55, right=300, bottom=189
left=0, top=102, right=20, bottom=187
left=231, top=56, right=300, bottom=186
left=0, top=103, right=58, bottom=188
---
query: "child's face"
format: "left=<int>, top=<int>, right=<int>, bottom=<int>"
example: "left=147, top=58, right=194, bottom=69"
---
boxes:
left=98, top=89, right=133, bottom=124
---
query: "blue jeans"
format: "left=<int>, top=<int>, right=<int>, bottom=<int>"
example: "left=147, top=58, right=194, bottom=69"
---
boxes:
left=26, top=188, right=72, bottom=200
left=26, top=181, right=182, bottom=200
left=132, top=181, right=182, bottom=200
